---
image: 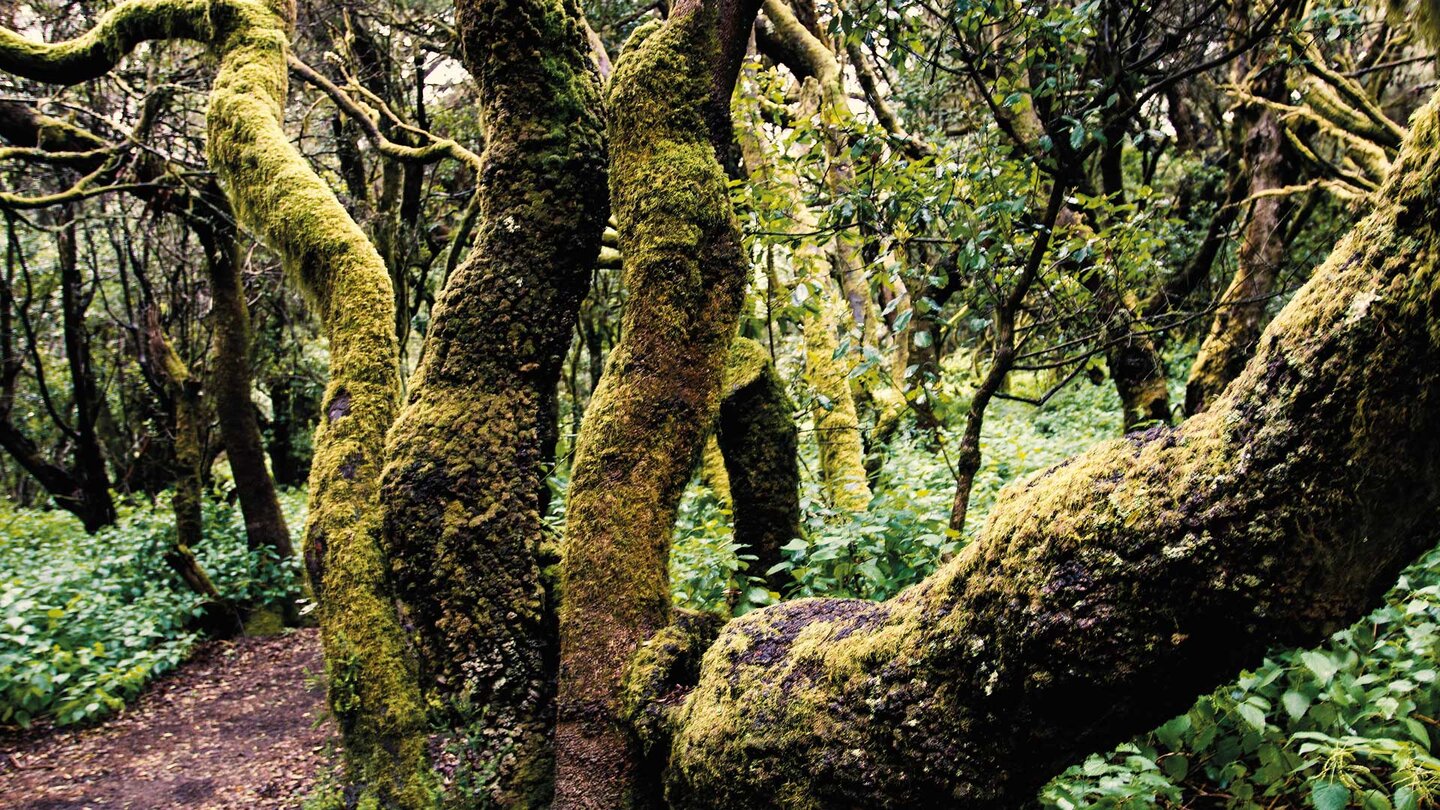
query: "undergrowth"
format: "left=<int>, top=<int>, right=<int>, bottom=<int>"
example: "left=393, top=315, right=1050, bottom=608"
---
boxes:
left=0, top=489, right=306, bottom=729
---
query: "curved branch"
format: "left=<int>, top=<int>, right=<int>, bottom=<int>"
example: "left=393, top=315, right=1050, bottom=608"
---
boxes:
left=287, top=53, right=482, bottom=172
left=0, top=0, right=212, bottom=85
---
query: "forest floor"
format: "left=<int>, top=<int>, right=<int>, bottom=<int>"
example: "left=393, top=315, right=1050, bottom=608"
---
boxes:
left=0, top=629, right=335, bottom=809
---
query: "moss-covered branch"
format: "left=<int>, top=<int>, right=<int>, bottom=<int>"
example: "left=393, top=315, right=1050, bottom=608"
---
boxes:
left=0, top=0, right=212, bottom=85
left=665, top=83, right=1440, bottom=810
left=288, top=53, right=483, bottom=172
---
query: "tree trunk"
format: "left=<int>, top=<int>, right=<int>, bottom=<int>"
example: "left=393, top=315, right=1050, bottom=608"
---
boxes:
left=264, top=375, right=311, bottom=488
left=1104, top=296, right=1173, bottom=430
left=715, top=337, right=801, bottom=593
left=660, top=90, right=1440, bottom=809
left=1186, top=71, right=1295, bottom=414
left=555, top=0, right=756, bottom=802
left=378, top=0, right=607, bottom=802
left=56, top=213, right=116, bottom=531
left=735, top=78, right=872, bottom=513
left=190, top=183, right=293, bottom=559
left=143, top=309, right=239, bottom=635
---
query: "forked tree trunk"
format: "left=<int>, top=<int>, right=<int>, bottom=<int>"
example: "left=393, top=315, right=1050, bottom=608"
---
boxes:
left=659, top=91, right=1440, bottom=808
left=379, top=0, right=607, bottom=802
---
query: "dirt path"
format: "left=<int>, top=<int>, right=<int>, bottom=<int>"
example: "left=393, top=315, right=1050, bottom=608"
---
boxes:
left=0, top=629, right=337, bottom=809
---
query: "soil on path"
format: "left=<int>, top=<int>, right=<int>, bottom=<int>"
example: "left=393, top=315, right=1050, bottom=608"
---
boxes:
left=0, top=628, right=336, bottom=809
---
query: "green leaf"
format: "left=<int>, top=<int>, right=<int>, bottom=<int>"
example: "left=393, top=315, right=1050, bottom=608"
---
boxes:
left=1302, top=651, right=1340, bottom=684
left=1237, top=703, right=1267, bottom=731
left=1311, top=781, right=1349, bottom=810
left=1282, top=690, right=1311, bottom=720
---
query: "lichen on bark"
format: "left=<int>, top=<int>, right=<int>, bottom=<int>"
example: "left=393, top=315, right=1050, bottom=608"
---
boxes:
left=665, top=90, right=1440, bottom=808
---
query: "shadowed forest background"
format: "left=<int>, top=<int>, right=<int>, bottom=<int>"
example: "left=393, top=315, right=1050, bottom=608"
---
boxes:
left=2, top=0, right=1440, bottom=806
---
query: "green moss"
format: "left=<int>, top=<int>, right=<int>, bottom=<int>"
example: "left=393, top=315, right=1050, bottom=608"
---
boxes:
left=554, top=5, right=749, bottom=805
left=621, top=609, right=725, bottom=757
left=376, top=0, right=607, bottom=805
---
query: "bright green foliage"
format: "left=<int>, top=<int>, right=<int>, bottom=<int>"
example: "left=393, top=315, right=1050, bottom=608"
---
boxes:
left=0, top=492, right=305, bottom=728
left=670, top=376, right=1124, bottom=607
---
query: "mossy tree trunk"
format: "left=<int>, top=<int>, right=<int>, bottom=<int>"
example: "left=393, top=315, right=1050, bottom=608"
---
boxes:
left=0, top=2, right=435, bottom=804
left=715, top=337, right=801, bottom=593
left=188, top=183, right=293, bottom=559
left=735, top=79, right=872, bottom=514
left=1185, top=68, right=1296, bottom=414
left=758, top=0, right=904, bottom=442
left=661, top=90, right=1440, bottom=808
left=554, top=0, right=758, bottom=803
left=142, top=308, right=238, bottom=634
left=378, top=0, right=607, bottom=802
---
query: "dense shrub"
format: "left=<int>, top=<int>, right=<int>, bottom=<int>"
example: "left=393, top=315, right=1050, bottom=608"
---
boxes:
left=0, top=491, right=305, bottom=728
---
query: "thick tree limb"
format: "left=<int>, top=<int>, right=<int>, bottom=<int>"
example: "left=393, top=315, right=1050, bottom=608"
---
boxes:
left=664, top=90, right=1440, bottom=808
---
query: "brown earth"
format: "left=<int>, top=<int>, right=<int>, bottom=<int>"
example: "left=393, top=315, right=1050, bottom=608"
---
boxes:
left=0, top=629, right=336, bottom=809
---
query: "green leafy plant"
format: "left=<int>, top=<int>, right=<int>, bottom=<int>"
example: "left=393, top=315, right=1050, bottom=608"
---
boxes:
left=0, top=490, right=305, bottom=728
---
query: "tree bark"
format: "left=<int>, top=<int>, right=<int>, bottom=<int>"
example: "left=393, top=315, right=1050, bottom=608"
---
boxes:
left=189, top=183, right=293, bottom=559
left=715, top=337, right=801, bottom=593
left=660, top=90, right=1440, bottom=809
left=379, top=0, right=607, bottom=802
left=1186, top=71, right=1296, bottom=413
left=554, top=0, right=757, bottom=803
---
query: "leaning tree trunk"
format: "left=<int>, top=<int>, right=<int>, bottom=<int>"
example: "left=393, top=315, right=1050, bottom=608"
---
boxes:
left=188, top=183, right=293, bottom=559
left=554, top=0, right=757, bottom=803
left=378, top=0, right=607, bottom=803
left=656, top=90, right=1440, bottom=808
left=715, top=337, right=801, bottom=593
left=0, top=3, right=435, bottom=804
left=1185, top=69, right=1295, bottom=414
